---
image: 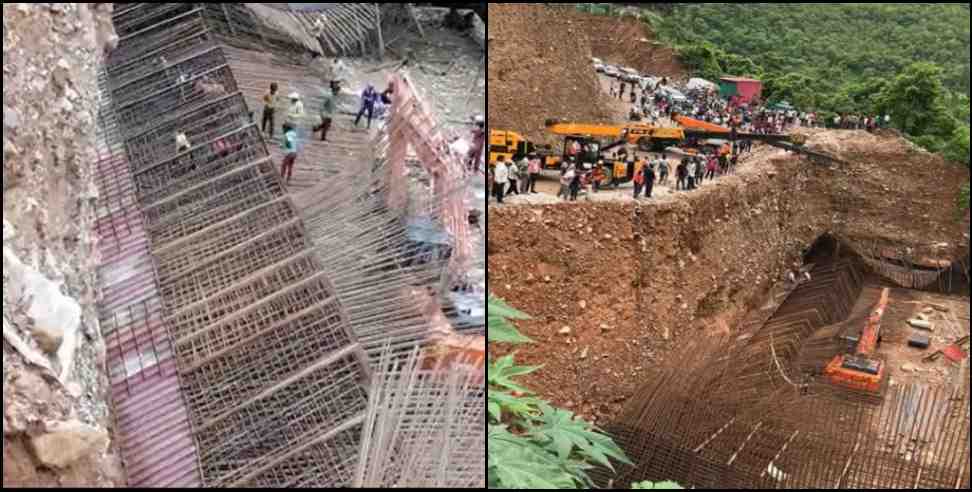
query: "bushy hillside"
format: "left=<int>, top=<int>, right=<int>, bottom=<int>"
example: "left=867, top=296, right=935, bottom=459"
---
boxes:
left=653, top=3, right=970, bottom=105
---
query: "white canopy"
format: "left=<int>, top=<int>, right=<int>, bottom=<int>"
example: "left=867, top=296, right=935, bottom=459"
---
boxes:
left=686, top=78, right=718, bottom=92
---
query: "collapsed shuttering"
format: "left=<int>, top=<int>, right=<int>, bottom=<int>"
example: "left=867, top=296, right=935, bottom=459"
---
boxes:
left=96, top=3, right=483, bottom=488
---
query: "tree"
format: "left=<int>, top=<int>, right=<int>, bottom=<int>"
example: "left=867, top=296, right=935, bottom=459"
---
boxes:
left=876, top=62, right=953, bottom=137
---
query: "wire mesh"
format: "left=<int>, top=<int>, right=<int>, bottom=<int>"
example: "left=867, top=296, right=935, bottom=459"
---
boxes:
left=103, top=4, right=377, bottom=487
left=354, top=347, right=486, bottom=488
left=133, top=126, right=267, bottom=202
left=596, top=259, right=970, bottom=490
left=143, top=160, right=283, bottom=247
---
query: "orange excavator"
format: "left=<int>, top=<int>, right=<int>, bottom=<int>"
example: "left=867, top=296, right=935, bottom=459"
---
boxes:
left=823, top=288, right=891, bottom=394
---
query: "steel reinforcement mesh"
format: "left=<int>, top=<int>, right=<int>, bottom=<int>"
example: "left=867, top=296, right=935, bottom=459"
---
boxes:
left=102, top=3, right=371, bottom=487
left=596, top=317, right=971, bottom=490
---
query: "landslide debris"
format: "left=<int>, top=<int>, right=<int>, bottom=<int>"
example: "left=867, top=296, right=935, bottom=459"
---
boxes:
left=487, top=4, right=688, bottom=146
left=487, top=3, right=614, bottom=145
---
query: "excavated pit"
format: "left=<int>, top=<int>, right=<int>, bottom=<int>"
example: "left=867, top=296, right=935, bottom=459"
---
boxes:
left=488, top=131, right=970, bottom=424
left=488, top=131, right=971, bottom=489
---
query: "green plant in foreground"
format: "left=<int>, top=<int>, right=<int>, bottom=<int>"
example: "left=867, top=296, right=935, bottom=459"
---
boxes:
left=487, top=295, right=633, bottom=489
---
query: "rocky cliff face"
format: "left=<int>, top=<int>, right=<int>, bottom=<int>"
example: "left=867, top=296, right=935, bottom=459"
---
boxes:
left=487, top=130, right=969, bottom=424
left=3, top=3, right=124, bottom=487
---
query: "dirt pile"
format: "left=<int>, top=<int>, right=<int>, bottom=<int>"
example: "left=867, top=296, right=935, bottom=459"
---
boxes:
left=488, top=130, right=970, bottom=424
left=487, top=4, right=687, bottom=145
left=801, top=129, right=971, bottom=257
left=554, top=6, right=686, bottom=80
left=4, top=3, right=123, bottom=487
left=487, top=3, right=614, bottom=145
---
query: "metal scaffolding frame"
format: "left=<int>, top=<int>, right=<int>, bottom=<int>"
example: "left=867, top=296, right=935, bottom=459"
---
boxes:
left=98, top=4, right=377, bottom=487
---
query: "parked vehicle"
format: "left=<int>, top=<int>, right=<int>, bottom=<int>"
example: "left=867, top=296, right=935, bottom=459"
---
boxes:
left=619, top=67, right=641, bottom=83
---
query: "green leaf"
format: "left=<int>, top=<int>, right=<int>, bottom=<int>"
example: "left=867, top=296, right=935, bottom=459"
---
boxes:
left=487, top=354, right=541, bottom=395
left=527, top=403, right=634, bottom=472
left=488, top=391, right=544, bottom=423
left=489, top=425, right=578, bottom=489
left=488, top=295, right=534, bottom=345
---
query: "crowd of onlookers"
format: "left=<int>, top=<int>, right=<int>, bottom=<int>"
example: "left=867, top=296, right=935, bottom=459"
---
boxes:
left=487, top=139, right=755, bottom=205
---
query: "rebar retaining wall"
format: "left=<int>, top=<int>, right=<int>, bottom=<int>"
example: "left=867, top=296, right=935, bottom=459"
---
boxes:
left=595, top=260, right=970, bottom=489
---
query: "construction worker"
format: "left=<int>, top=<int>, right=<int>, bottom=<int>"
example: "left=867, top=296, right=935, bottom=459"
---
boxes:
left=280, top=123, right=299, bottom=185
left=261, top=82, right=280, bottom=137
left=313, top=81, right=338, bottom=142
left=285, top=92, right=305, bottom=130
left=468, top=116, right=486, bottom=173
left=558, top=162, right=575, bottom=200
left=354, top=84, right=378, bottom=129
left=676, top=159, right=688, bottom=191
left=175, top=132, right=190, bottom=153
left=658, top=158, right=670, bottom=186
left=506, top=157, right=520, bottom=197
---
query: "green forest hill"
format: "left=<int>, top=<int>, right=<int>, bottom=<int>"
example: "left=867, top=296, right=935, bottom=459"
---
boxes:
left=604, top=2, right=970, bottom=208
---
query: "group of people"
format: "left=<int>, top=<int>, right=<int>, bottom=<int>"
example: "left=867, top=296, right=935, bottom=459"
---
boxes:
left=488, top=154, right=543, bottom=204
left=831, top=113, right=890, bottom=131
left=257, top=79, right=396, bottom=185
left=488, top=144, right=748, bottom=205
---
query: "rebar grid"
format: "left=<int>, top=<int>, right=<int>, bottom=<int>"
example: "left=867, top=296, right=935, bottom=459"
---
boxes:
left=152, top=197, right=295, bottom=275
left=125, top=92, right=251, bottom=171
left=109, top=17, right=216, bottom=87
left=136, top=142, right=269, bottom=206
left=113, top=2, right=198, bottom=38
left=143, top=161, right=283, bottom=246
left=94, top=62, right=204, bottom=487
left=191, top=351, right=367, bottom=488
left=104, top=4, right=376, bottom=487
left=354, top=347, right=486, bottom=488
left=111, top=45, right=228, bottom=109
left=156, top=221, right=307, bottom=312
left=597, top=273, right=970, bottom=490
left=115, top=64, right=239, bottom=138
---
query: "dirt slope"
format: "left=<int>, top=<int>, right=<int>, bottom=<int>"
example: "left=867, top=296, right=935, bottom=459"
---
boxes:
left=487, top=4, right=613, bottom=145
left=556, top=6, right=686, bottom=80
left=487, top=4, right=687, bottom=145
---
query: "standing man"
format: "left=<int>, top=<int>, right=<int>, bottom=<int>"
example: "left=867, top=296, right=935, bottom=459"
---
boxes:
left=468, top=115, right=486, bottom=173
left=686, top=158, right=697, bottom=191
left=676, top=158, right=688, bottom=191
left=658, top=157, right=670, bottom=186
left=355, top=84, right=378, bottom=129
left=493, top=156, right=509, bottom=204
left=507, top=157, right=521, bottom=197
left=262, top=82, right=280, bottom=137
left=633, top=160, right=645, bottom=199
left=280, top=123, right=299, bottom=185
left=558, top=162, right=575, bottom=200
left=313, top=80, right=339, bottom=142
left=642, top=163, right=656, bottom=199
left=527, top=153, right=541, bottom=194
